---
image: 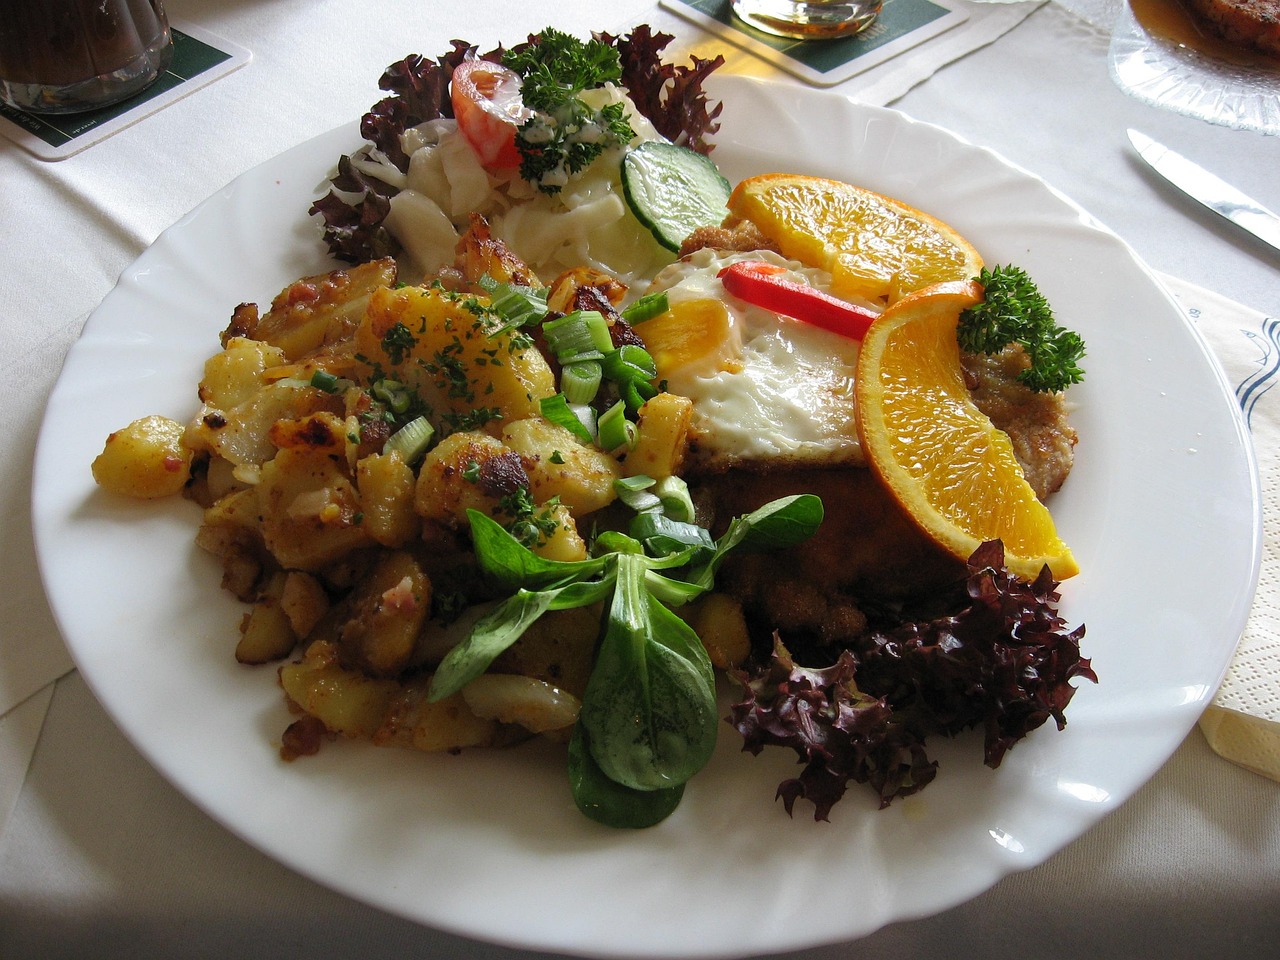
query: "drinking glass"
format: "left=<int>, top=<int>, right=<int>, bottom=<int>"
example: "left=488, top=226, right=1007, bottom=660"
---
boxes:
left=0, top=0, right=172, bottom=114
left=731, top=0, right=883, bottom=38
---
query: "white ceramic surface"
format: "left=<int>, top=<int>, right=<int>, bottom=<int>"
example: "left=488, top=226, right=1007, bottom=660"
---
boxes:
left=32, top=75, right=1261, bottom=958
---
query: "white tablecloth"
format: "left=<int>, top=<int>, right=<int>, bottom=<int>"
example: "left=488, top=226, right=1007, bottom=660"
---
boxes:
left=3, top=0, right=1278, bottom=956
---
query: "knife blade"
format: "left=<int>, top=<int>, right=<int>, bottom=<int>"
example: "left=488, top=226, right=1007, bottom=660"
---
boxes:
left=1127, top=129, right=1280, bottom=256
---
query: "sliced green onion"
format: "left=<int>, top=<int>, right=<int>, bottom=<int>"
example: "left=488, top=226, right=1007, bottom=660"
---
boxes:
left=630, top=511, right=716, bottom=555
left=614, top=474, right=660, bottom=513
left=622, top=379, right=658, bottom=414
left=596, top=399, right=636, bottom=453
left=543, top=310, right=613, bottom=364
left=383, top=415, right=435, bottom=464
left=620, top=292, right=669, bottom=325
left=481, top=277, right=549, bottom=331
left=602, top=344, right=658, bottom=383
left=540, top=393, right=595, bottom=443
left=569, top=403, right=598, bottom=440
left=309, top=370, right=355, bottom=394
left=371, top=379, right=412, bottom=414
left=560, top=360, right=602, bottom=405
left=653, top=475, right=696, bottom=523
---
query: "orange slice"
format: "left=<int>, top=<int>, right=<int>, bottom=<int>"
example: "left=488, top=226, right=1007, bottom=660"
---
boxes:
left=726, top=174, right=983, bottom=304
left=855, top=281, right=1078, bottom=581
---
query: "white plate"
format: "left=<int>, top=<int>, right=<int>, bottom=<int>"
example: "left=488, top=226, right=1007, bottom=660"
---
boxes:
left=33, top=74, right=1260, bottom=958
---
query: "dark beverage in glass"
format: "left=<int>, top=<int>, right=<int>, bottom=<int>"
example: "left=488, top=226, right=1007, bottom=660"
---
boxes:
left=0, top=0, right=172, bottom=114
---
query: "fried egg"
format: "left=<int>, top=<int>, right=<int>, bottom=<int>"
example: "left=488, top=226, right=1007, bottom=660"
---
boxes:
left=640, top=248, right=878, bottom=471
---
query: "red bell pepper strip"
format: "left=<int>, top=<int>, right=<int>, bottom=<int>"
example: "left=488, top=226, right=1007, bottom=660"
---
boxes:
left=717, top=260, right=878, bottom=341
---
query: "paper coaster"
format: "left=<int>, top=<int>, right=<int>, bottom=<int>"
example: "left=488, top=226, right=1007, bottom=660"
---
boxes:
left=660, top=0, right=968, bottom=86
left=0, top=24, right=250, bottom=161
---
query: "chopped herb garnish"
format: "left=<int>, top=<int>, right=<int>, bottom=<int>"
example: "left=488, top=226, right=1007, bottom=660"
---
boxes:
left=958, top=265, right=1085, bottom=393
left=502, top=28, right=636, bottom=193
left=380, top=322, right=418, bottom=365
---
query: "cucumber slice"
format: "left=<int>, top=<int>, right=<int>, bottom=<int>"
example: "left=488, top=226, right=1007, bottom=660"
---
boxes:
left=622, top=142, right=732, bottom=252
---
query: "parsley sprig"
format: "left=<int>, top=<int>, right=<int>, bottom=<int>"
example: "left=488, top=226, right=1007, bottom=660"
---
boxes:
left=958, top=265, right=1086, bottom=393
left=501, top=29, right=636, bottom=193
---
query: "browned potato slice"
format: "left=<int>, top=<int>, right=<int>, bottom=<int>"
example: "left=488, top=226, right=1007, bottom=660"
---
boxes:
left=545, top=265, right=628, bottom=313
left=235, top=574, right=298, bottom=664
left=374, top=674, right=499, bottom=752
left=529, top=503, right=588, bottom=562
left=91, top=415, right=193, bottom=499
left=414, top=431, right=517, bottom=528
left=279, top=571, right=329, bottom=638
left=623, top=393, right=692, bottom=479
left=238, top=258, right=398, bottom=361
left=258, top=448, right=371, bottom=570
left=356, top=284, right=555, bottom=437
left=500, top=418, right=620, bottom=515
left=198, top=337, right=287, bottom=411
left=187, top=382, right=338, bottom=465
left=454, top=214, right=540, bottom=288
left=194, top=487, right=267, bottom=601
left=279, top=641, right=402, bottom=740
left=333, top=550, right=432, bottom=678
left=356, top=451, right=420, bottom=547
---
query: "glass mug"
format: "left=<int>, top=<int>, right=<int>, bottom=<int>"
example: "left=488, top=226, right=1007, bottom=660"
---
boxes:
left=731, top=0, right=883, bottom=38
left=0, top=0, right=172, bottom=114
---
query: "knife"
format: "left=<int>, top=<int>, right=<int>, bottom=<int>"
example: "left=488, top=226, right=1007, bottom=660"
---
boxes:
left=1127, top=129, right=1280, bottom=256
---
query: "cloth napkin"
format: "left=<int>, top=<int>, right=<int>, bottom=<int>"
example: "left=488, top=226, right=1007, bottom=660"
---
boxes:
left=1165, top=276, right=1280, bottom=781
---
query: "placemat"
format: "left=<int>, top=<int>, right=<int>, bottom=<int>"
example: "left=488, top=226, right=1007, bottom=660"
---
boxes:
left=0, top=24, right=249, bottom=161
left=661, top=0, right=969, bottom=85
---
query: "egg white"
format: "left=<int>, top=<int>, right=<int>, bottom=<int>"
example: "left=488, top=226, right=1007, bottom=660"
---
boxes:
left=643, top=248, right=877, bottom=471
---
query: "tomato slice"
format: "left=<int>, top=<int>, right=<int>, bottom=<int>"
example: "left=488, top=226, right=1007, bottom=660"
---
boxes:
left=450, top=59, right=533, bottom=170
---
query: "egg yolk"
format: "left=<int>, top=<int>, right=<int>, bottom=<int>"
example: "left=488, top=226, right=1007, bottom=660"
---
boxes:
left=638, top=298, right=742, bottom=379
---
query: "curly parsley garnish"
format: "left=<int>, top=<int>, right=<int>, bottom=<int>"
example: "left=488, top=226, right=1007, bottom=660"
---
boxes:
left=958, top=265, right=1086, bottom=393
left=501, top=29, right=636, bottom=193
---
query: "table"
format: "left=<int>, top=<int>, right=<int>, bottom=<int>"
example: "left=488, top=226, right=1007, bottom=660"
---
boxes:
left=3, top=1, right=1278, bottom=957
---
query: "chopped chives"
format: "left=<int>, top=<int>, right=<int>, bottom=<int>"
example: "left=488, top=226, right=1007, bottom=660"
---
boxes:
left=560, top=360, right=602, bottom=404
left=620, top=292, right=669, bottom=325
left=383, top=415, right=435, bottom=464
left=540, top=393, right=595, bottom=443
left=596, top=400, right=635, bottom=453
left=543, top=310, right=612, bottom=363
left=653, top=475, right=696, bottom=523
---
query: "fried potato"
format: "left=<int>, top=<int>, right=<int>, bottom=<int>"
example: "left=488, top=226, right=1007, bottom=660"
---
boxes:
left=237, top=258, right=398, bottom=361
left=356, top=283, right=555, bottom=436
left=332, top=550, right=432, bottom=678
left=235, top=574, right=298, bottom=664
left=624, top=392, right=692, bottom=479
left=92, top=415, right=193, bottom=499
left=279, top=640, right=500, bottom=752
left=258, top=448, right=371, bottom=570
left=356, top=450, right=420, bottom=547
left=500, top=417, right=621, bottom=515
left=414, top=431, right=515, bottom=528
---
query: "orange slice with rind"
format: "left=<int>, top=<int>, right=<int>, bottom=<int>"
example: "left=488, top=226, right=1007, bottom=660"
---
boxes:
left=855, top=280, right=1079, bottom=581
left=726, top=174, right=984, bottom=304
